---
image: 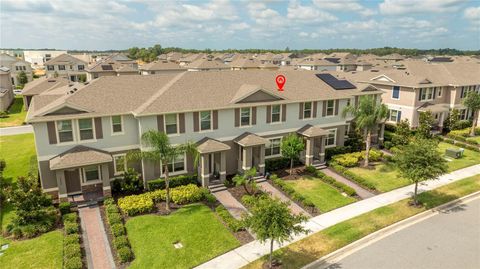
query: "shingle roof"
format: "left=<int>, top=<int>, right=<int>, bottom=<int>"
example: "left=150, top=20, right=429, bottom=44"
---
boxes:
left=140, top=61, right=185, bottom=71
left=297, top=124, right=330, bottom=137
left=44, top=54, right=87, bottom=65
left=234, top=132, right=269, bottom=147
left=49, top=145, right=112, bottom=170
left=197, top=138, right=231, bottom=153
left=186, top=58, right=229, bottom=69
left=21, top=77, right=70, bottom=96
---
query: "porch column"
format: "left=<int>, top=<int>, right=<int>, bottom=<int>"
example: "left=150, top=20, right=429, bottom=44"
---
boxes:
left=200, top=154, right=210, bottom=187
left=379, top=123, right=385, bottom=146
left=242, top=147, right=252, bottom=171
left=56, top=170, right=68, bottom=202
left=220, top=151, right=226, bottom=182
left=305, top=137, right=314, bottom=166
left=319, top=136, right=326, bottom=163
left=258, top=145, right=265, bottom=175
left=101, top=164, right=111, bottom=198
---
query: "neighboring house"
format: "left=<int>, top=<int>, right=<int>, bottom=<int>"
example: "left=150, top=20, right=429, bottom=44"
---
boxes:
left=186, top=57, right=230, bottom=71
left=229, top=58, right=262, bottom=70
left=297, top=57, right=339, bottom=71
left=0, top=53, right=33, bottom=87
left=348, top=62, right=480, bottom=128
left=21, top=77, right=70, bottom=110
left=26, top=70, right=384, bottom=200
left=139, top=61, right=185, bottom=75
left=0, top=67, right=14, bottom=111
left=23, top=50, right=67, bottom=68
left=86, top=54, right=138, bottom=80
left=44, top=54, right=88, bottom=82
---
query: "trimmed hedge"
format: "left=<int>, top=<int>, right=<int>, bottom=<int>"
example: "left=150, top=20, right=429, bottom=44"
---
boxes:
left=329, top=161, right=377, bottom=191
left=439, top=136, right=480, bottom=152
left=103, top=198, right=134, bottom=264
left=270, top=174, right=316, bottom=211
left=215, top=205, right=245, bottom=232
left=62, top=213, right=82, bottom=269
left=315, top=170, right=356, bottom=196
left=265, top=157, right=301, bottom=172
left=147, top=174, right=198, bottom=190
left=59, top=202, right=72, bottom=215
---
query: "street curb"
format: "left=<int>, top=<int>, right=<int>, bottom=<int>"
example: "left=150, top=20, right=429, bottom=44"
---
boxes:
left=302, top=190, right=480, bottom=269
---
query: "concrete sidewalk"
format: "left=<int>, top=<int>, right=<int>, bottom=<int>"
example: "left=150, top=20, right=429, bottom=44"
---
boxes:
left=0, top=125, right=33, bottom=136
left=195, top=164, right=480, bottom=269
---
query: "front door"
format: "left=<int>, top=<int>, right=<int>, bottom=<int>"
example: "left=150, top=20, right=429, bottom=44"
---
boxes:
left=65, top=169, right=81, bottom=194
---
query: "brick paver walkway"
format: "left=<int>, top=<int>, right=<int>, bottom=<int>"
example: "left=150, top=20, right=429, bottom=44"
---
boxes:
left=258, top=181, right=311, bottom=216
left=323, top=168, right=375, bottom=199
left=213, top=190, right=249, bottom=220
left=79, top=206, right=115, bottom=269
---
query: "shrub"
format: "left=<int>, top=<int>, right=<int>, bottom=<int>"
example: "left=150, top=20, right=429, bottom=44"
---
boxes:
left=104, top=197, right=115, bottom=206
left=170, top=184, right=204, bottom=204
left=106, top=203, right=119, bottom=214
left=64, top=243, right=81, bottom=259
left=113, top=235, right=130, bottom=249
left=215, top=205, right=245, bottom=232
left=265, top=157, right=301, bottom=172
left=118, top=194, right=154, bottom=216
left=367, top=149, right=384, bottom=162
left=315, top=170, right=356, bottom=196
left=383, top=141, right=393, bottom=150
left=111, top=168, right=144, bottom=194
left=64, top=257, right=82, bottom=269
left=64, top=234, right=80, bottom=245
left=117, top=247, right=134, bottom=263
left=241, top=195, right=257, bottom=208
left=21, top=225, right=37, bottom=238
left=466, top=138, right=479, bottom=145
left=451, top=120, right=472, bottom=131
left=62, top=213, right=78, bottom=223
left=64, top=222, right=79, bottom=235
left=147, top=174, right=198, bottom=190
left=111, top=223, right=125, bottom=237
left=325, top=146, right=352, bottom=160
left=204, top=193, right=217, bottom=205
left=305, top=165, right=317, bottom=174
left=107, top=212, right=122, bottom=225
left=144, top=189, right=166, bottom=203
left=59, top=202, right=72, bottom=215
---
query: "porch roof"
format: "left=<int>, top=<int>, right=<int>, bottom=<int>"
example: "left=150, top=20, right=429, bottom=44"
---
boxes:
left=49, top=145, right=113, bottom=170
left=197, top=137, right=231, bottom=154
left=297, top=124, right=330, bottom=138
left=417, top=102, right=450, bottom=113
left=234, top=132, right=269, bottom=147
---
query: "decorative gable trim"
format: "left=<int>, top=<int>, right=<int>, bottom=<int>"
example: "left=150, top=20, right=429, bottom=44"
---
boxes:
left=371, top=74, right=396, bottom=83
left=40, top=103, right=91, bottom=116
left=231, top=84, right=286, bottom=104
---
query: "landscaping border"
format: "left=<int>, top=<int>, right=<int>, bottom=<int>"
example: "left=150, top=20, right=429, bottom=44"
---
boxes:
left=103, top=198, right=134, bottom=265
left=328, top=161, right=378, bottom=192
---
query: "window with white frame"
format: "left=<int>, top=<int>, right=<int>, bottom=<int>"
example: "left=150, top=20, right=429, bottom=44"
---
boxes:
left=265, top=138, right=281, bottom=157
left=392, top=86, right=400, bottom=99
left=113, top=155, right=127, bottom=175
left=200, top=111, right=212, bottom=131
left=58, top=65, right=66, bottom=71
left=419, top=88, right=434, bottom=101
left=84, top=165, right=100, bottom=182
left=47, top=65, right=54, bottom=71
left=240, top=107, right=251, bottom=126
left=326, top=100, right=335, bottom=116
left=78, top=118, right=94, bottom=140
left=303, top=102, right=312, bottom=118
left=325, top=129, right=336, bottom=147
left=163, top=154, right=185, bottom=175
left=78, top=65, right=84, bottom=71
left=389, top=109, right=401, bottom=122
left=164, top=114, right=178, bottom=134
left=57, top=120, right=74, bottom=143
left=111, top=115, right=123, bottom=134
left=271, top=105, right=281, bottom=123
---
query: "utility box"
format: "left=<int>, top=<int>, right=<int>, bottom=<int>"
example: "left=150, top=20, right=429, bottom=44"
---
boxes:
left=445, top=148, right=463, bottom=159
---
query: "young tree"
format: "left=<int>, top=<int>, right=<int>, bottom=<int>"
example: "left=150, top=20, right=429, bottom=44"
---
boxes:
left=233, top=167, right=257, bottom=195
left=443, top=108, right=460, bottom=132
left=16, top=71, right=28, bottom=87
left=394, top=139, right=447, bottom=205
left=342, top=95, right=388, bottom=167
left=463, top=91, right=480, bottom=136
left=416, top=111, right=435, bottom=139
left=243, top=197, right=309, bottom=268
left=392, top=119, right=411, bottom=146
left=281, top=134, right=305, bottom=175
left=128, top=131, right=197, bottom=212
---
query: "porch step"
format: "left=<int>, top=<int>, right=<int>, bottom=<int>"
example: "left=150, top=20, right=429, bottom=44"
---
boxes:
left=208, top=183, right=227, bottom=193
left=254, top=176, right=267, bottom=183
left=312, top=161, right=327, bottom=170
left=77, top=201, right=99, bottom=208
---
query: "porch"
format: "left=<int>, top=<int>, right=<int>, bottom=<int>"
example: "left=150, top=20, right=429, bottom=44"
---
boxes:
left=197, top=138, right=230, bottom=187
left=234, top=132, right=268, bottom=175
left=297, top=124, right=329, bottom=165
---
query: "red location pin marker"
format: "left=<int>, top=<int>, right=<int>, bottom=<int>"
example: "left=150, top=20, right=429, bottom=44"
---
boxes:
left=276, top=75, right=286, bottom=91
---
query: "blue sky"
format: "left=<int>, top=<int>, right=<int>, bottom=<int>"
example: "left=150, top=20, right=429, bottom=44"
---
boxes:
left=1, top=0, right=479, bottom=51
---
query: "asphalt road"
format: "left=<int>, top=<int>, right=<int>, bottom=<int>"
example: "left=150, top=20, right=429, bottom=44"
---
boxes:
left=0, top=125, right=33, bottom=136
left=324, top=197, right=480, bottom=269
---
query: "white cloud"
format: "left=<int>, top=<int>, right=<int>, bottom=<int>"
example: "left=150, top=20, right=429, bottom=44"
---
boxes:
left=287, top=1, right=338, bottom=23
left=379, top=0, right=468, bottom=15
left=313, top=0, right=376, bottom=16
left=464, top=6, right=480, bottom=26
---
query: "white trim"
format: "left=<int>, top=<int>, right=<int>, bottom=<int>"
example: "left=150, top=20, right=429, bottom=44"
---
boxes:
left=371, top=74, right=396, bottom=83
left=240, top=107, right=252, bottom=127
left=77, top=118, right=96, bottom=142
left=43, top=187, right=59, bottom=192
left=325, top=100, right=336, bottom=117
left=160, top=153, right=187, bottom=177
left=110, top=115, right=124, bottom=136
left=82, top=165, right=101, bottom=183
left=324, top=128, right=337, bottom=148
left=113, top=154, right=127, bottom=176
left=258, top=164, right=265, bottom=168
left=264, top=136, right=283, bottom=159
left=391, top=86, right=400, bottom=100
left=199, top=110, right=213, bottom=132
left=37, top=144, right=140, bottom=161
left=55, top=119, right=76, bottom=144
left=59, top=194, right=68, bottom=198
left=103, top=186, right=111, bottom=190
left=270, top=104, right=282, bottom=124
left=164, top=113, right=180, bottom=135
left=303, top=101, right=313, bottom=119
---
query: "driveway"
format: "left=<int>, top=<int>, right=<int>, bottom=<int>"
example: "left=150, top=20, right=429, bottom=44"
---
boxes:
left=322, top=197, right=480, bottom=269
left=0, top=125, right=33, bottom=136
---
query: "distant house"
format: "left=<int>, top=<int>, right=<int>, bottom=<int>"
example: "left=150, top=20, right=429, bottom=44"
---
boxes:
left=0, top=67, right=14, bottom=112
left=0, top=53, right=33, bottom=87
left=44, top=54, right=88, bottom=82
left=23, top=50, right=67, bottom=68
left=21, top=77, right=70, bottom=110
left=186, top=57, right=230, bottom=71
left=86, top=54, right=138, bottom=80
left=139, top=61, right=185, bottom=75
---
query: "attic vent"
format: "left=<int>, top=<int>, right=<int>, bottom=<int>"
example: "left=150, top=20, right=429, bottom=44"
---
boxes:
left=316, top=73, right=356, bottom=90
left=370, top=69, right=379, bottom=72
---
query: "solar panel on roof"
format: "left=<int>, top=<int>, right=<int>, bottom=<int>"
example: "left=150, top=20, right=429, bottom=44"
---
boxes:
left=316, top=73, right=356, bottom=90
left=101, top=65, right=113, bottom=70
left=324, top=57, right=340, bottom=64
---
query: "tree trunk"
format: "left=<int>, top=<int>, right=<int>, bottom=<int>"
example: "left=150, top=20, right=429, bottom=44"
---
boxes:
left=290, top=158, right=294, bottom=175
left=413, top=181, right=419, bottom=206
left=364, top=130, right=371, bottom=167
left=269, top=239, right=274, bottom=269
left=243, top=182, right=251, bottom=195
left=471, top=110, right=478, bottom=137
left=164, top=164, right=170, bottom=212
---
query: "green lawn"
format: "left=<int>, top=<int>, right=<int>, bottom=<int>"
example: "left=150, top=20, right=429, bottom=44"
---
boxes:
left=438, top=142, right=480, bottom=172
left=285, top=177, right=356, bottom=212
left=0, top=96, right=27, bottom=128
left=347, top=162, right=411, bottom=192
left=468, top=136, right=480, bottom=144
left=126, top=203, right=240, bottom=269
left=0, top=133, right=37, bottom=183
left=1, top=203, right=14, bottom=232
left=243, top=174, right=480, bottom=269
left=0, top=230, right=63, bottom=269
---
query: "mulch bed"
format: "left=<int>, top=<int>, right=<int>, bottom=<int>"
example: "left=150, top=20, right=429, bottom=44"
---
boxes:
left=270, top=166, right=306, bottom=180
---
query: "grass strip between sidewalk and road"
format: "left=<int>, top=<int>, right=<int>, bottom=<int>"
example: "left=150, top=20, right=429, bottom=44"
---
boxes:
left=242, top=174, right=480, bottom=269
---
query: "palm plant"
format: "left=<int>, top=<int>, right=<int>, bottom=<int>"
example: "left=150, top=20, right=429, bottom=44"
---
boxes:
left=128, top=130, right=198, bottom=212
left=233, top=167, right=257, bottom=195
left=342, top=95, right=388, bottom=167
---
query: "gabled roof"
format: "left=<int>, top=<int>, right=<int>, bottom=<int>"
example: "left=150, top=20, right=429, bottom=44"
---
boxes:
left=22, top=77, right=70, bottom=96
left=44, top=54, right=88, bottom=66
left=49, top=146, right=112, bottom=170
left=197, top=138, right=231, bottom=154
left=140, top=61, right=185, bottom=71
left=297, top=124, right=329, bottom=138
left=231, top=84, right=285, bottom=104
left=187, top=58, right=229, bottom=69
left=234, top=132, right=269, bottom=147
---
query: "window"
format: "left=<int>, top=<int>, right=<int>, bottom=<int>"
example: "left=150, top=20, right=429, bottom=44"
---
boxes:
left=164, top=114, right=178, bottom=134
left=240, top=107, right=251, bottom=126
left=58, top=65, right=66, bottom=71
left=459, top=109, right=468, bottom=120
left=113, top=155, right=127, bottom=175
left=271, top=105, right=281, bottom=123
left=419, top=88, right=434, bottom=101
left=84, top=165, right=100, bottom=181
left=200, top=111, right=212, bottom=131
left=392, top=86, right=400, bottom=99
left=164, top=154, right=185, bottom=175
left=78, top=65, right=84, bottom=71
left=47, top=65, right=54, bottom=71
left=325, top=129, right=336, bottom=147
left=438, top=87, right=442, bottom=97
left=389, top=109, right=401, bottom=122
left=461, top=86, right=475, bottom=98
left=303, top=102, right=312, bottom=119
left=265, top=138, right=281, bottom=157
left=57, top=120, right=74, bottom=143
left=111, top=115, right=123, bottom=134
left=326, top=100, right=335, bottom=116
left=78, top=118, right=94, bottom=140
